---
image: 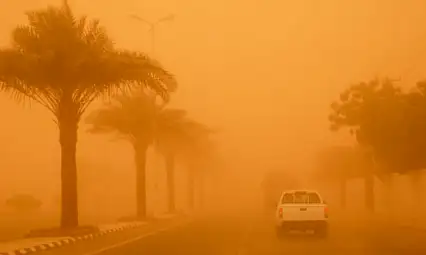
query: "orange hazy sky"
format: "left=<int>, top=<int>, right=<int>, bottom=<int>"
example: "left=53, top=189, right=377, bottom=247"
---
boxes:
left=1, top=0, right=426, bottom=204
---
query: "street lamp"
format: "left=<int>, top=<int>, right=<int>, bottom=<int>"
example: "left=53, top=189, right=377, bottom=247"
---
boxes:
left=130, top=14, right=175, bottom=56
left=130, top=14, right=175, bottom=197
left=130, top=13, right=175, bottom=103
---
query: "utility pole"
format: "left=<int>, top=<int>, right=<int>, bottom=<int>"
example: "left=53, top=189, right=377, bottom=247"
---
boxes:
left=130, top=13, right=175, bottom=103
left=130, top=14, right=175, bottom=207
left=130, top=14, right=175, bottom=57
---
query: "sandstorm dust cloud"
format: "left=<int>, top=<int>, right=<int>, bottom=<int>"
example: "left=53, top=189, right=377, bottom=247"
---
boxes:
left=0, top=0, right=425, bottom=237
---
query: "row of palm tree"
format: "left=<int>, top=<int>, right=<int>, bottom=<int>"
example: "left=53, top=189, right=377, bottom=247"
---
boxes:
left=0, top=1, right=214, bottom=229
left=86, top=93, right=214, bottom=219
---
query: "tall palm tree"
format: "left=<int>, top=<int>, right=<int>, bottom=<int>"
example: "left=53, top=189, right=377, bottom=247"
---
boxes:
left=154, top=110, right=212, bottom=213
left=153, top=108, right=188, bottom=213
left=0, top=2, right=176, bottom=229
left=87, top=94, right=201, bottom=217
left=178, top=127, right=215, bottom=210
left=87, top=93, right=210, bottom=216
left=87, top=93, right=156, bottom=219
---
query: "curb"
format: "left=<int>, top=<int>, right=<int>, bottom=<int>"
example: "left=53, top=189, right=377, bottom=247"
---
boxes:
left=0, top=222, right=145, bottom=255
left=367, top=212, right=426, bottom=233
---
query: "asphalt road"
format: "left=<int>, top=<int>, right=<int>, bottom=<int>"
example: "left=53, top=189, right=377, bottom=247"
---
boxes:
left=42, top=213, right=426, bottom=255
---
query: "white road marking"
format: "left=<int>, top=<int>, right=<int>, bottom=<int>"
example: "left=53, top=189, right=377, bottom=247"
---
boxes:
left=83, top=221, right=189, bottom=255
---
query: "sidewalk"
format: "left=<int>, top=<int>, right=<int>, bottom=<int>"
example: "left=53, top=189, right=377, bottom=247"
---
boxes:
left=371, top=211, right=426, bottom=233
left=0, top=213, right=182, bottom=255
left=331, top=207, right=426, bottom=232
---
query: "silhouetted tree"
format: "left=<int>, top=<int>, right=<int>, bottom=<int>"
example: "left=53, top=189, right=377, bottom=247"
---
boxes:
left=328, top=78, right=426, bottom=211
left=179, top=131, right=216, bottom=210
left=153, top=109, right=212, bottom=213
left=86, top=94, right=207, bottom=217
left=87, top=93, right=156, bottom=219
left=329, top=78, right=426, bottom=173
left=0, top=2, right=175, bottom=228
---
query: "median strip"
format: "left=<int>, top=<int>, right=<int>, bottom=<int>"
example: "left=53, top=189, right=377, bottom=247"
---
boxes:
left=0, top=222, right=146, bottom=255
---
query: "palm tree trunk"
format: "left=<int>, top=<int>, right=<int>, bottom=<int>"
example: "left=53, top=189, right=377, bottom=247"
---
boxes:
left=165, top=153, right=176, bottom=213
left=58, top=102, right=79, bottom=229
left=134, top=143, right=148, bottom=219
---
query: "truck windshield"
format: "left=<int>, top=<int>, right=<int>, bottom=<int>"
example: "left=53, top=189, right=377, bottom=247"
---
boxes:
left=281, top=192, right=322, bottom=204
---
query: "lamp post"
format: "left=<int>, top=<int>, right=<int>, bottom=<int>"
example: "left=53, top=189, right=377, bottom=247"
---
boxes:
left=130, top=14, right=175, bottom=57
left=130, top=14, right=175, bottom=204
left=130, top=13, right=175, bottom=103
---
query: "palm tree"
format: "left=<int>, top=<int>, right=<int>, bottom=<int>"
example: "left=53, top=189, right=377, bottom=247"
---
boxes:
left=87, top=93, right=157, bottom=219
left=178, top=127, right=215, bottom=210
left=0, top=2, right=176, bottom=229
left=87, top=93, right=211, bottom=216
left=153, top=108, right=189, bottom=213
left=154, top=111, right=213, bottom=213
left=86, top=94, right=200, bottom=217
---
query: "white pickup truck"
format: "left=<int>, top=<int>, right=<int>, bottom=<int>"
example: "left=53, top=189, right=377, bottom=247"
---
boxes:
left=275, top=190, right=328, bottom=237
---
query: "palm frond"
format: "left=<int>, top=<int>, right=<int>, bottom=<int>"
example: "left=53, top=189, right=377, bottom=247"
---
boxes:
left=0, top=3, right=176, bottom=121
left=73, top=50, right=176, bottom=115
left=85, top=93, right=157, bottom=145
left=86, top=93, right=213, bottom=160
left=0, top=49, right=60, bottom=114
left=154, top=107, right=215, bottom=159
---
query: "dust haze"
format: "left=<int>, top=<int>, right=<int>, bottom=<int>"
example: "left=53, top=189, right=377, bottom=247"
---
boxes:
left=0, top=0, right=425, bottom=253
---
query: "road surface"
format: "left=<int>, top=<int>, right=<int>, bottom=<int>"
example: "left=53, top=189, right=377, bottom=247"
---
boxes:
left=41, top=213, right=426, bottom=255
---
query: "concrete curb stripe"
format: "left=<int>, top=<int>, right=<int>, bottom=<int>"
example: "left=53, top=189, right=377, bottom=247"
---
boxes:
left=0, top=221, right=151, bottom=255
left=38, top=245, right=48, bottom=251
